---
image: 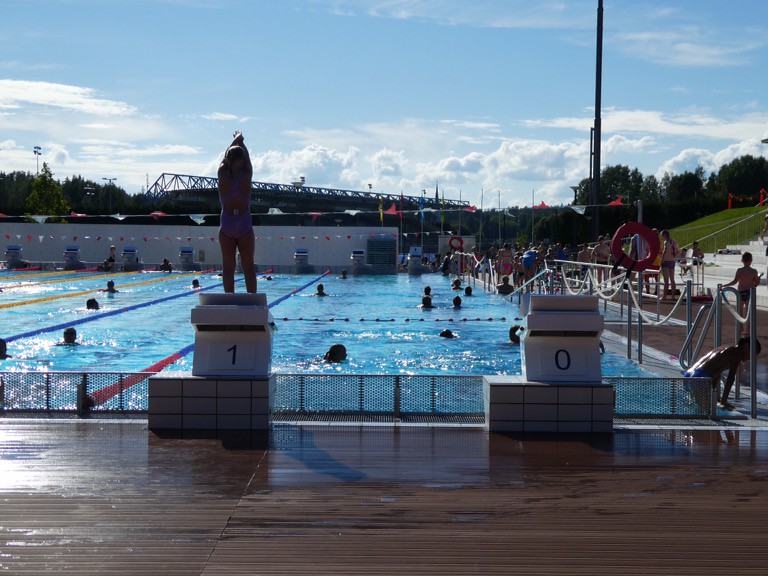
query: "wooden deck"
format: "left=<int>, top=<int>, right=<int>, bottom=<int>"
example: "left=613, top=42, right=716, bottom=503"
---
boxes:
left=2, top=419, right=768, bottom=575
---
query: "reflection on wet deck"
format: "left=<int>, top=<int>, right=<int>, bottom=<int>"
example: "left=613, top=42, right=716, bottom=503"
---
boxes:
left=2, top=420, right=768, bottom=574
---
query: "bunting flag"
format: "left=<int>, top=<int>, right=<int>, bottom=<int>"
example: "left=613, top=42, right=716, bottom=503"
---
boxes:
left=463, top=206, right=477, bottom=212
left=378, top=196, right=383, bottom=223
left=384, top=203, right=399, bottom=215
left=607, top=197, right=623, bottom=206
left=441, top=192, right=445, bottom=223
left=419, top=194, right=424, bottom=222
left=434, top=182, right=439, bottom=202
left=533, top=201, right=549, bottom=209
left=569, top=205, right=587, bottom=215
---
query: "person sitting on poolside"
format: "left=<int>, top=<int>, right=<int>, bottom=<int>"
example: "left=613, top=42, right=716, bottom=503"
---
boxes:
left=323, top=343, right=347, bottom=363
left=86, top=298, right=100, bottom=310
left=439, top=329, right=456, bottom=339
left=420, top=295, right=435, bottom=309
left=159, top=258, right=173, bottom=273
left=452, top=295, right=462, bottom=308
left=0, top=338, right=12, bottom=359
left=315, top=283, right=328, bottom=296
left=684, top=337, right=761, bottom=409
left=102, top=280, right=118, bottom=293
left=496, top=275, right=514, bottom=295
left=58, top=327, right=79, bottom=346
left=509, top=325, right=524, bottom=345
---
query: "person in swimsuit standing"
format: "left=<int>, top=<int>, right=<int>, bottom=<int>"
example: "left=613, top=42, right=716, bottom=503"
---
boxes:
left=218, top=131, right=257, bottom=293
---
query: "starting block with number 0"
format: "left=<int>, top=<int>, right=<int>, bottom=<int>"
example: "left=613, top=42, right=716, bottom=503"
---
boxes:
left=522, top=294, right=603, bottom=384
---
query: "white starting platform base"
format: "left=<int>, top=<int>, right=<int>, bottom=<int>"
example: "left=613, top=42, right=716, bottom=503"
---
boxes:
left=147, top=371, right=274, bottom=431
left=190, top=293, right=275, bottom=378
left=484, top=294, right=613, bottom=433
left=483, top=375, right=614, bottom=433
left=522, top=294, right=603, bottom=384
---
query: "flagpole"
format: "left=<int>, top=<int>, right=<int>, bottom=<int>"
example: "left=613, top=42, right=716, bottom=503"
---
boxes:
left=479, top=188, right=484, bottom=250
left=531, top=188, right=534, bottom=245
left=498, top=189, right=501, bottom=246
left=459, top=189, right=462, bottom=234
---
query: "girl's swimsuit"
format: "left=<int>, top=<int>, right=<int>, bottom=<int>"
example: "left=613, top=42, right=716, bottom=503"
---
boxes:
left=220, top=173, right=253, bottom=239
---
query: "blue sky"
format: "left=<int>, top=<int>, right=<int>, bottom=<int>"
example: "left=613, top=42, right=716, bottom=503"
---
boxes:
left=1, top=0, right=767, bottom=209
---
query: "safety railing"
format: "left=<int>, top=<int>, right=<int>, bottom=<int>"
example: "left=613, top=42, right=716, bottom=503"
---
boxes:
left=0, top=371, right=728, bottom=422
left=0, top=371, right=155, bottom=415
left=608, top=376, right=713, bottom=418
left=272, top=373, right=485, bottom=420
left=673, top=209, right=768, bottom=254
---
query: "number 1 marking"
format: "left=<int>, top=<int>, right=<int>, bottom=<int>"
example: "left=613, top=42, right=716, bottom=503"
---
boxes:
left=227, top=344, right=237, bottom=365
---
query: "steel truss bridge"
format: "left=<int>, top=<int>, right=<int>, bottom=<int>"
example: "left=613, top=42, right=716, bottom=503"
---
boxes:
left=145, top=173, right=469, bottom=213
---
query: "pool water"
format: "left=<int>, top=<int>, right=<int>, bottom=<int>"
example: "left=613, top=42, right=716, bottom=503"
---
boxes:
left=0, top=269, right=653, bottom=378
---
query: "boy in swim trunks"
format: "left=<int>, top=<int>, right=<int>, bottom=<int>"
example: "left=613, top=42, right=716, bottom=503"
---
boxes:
left=723, top=252, right=761, bottom=335
left=218, top=131, right=257, bottom=293
left=684, top=337, right=761, bottom=409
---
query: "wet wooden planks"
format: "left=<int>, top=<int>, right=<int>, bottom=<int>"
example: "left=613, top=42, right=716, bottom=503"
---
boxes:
left=1, top=422, right=768, bottom=575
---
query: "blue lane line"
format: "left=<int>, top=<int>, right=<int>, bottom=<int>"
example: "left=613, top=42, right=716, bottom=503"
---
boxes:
left=139, top=270, right=332, bottom=365
left=3, top=283, right=222, bottom=344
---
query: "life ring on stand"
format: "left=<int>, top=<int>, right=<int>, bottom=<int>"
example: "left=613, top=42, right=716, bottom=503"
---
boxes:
left=610, top=221, right=660, bottom=273
left=449, top=236, right=464, bottom=251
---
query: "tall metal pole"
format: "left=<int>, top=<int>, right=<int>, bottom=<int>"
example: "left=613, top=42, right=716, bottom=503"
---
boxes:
left=592, top=0, right=603, bottom=240
left=102, top=177, right=117, bottom=213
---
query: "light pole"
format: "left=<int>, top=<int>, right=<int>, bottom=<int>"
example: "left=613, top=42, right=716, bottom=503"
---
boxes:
left=33, top=146, right=41, bottom=174
left=102, top=177, right=117, bottom=213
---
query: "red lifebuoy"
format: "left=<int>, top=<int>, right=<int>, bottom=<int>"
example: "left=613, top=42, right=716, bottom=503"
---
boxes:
left=449, top=236, right=464, bottom=251
left=610, top=222, right=660, bottom=272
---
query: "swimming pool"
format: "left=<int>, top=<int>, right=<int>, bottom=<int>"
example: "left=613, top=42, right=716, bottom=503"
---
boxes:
left=0, top=269, right=653, bottom=379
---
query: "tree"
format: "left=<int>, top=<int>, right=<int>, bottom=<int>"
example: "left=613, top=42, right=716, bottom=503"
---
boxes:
left=712, top=155, right=768, bottom=201
left=640, top=175, right=661, bottom=203
left=26, top=163, right=70, bottom=216
left=571, top=165, right=643, bottom=205
left=663, top=167, right=705, bottom=202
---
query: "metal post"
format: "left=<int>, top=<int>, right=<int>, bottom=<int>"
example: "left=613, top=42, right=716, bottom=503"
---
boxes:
left=750, top=287, right=758, bottom=418
left=714, top=284, right=723, bottom=348
left=626, top=277, right=632, bottom=359
left=394, top=375, right=401, bottom=419
left=636, top=272, right=643, bottom=363
left=76, top=373, right=89, bottom=417
left=685, top=280, right=693, bottom=366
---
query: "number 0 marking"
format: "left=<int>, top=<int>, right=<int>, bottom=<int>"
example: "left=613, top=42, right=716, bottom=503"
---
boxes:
left=227, top=344, right=237, bottom=365
left=555, top=349, right=571, bottom=370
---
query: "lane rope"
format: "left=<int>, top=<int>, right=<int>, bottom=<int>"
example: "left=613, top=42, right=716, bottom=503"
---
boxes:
left=88, top=270, right=330, bottom=405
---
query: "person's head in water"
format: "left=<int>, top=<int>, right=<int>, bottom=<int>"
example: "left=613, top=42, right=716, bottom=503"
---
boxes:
left=316, top=283, right=327, bottom=296
left=63, top=327, right=77, bottom=345
left=424, top=286, right=432, bottom=296
left=341, top=270, right=348, bottom=279
left=509, top=325, right=523, bottom=344
left=86, top=298, right=99, bottom=310
left=421, top=295, right=434, bottom=308
left=453, top=295, right=462, bottom=307
left=439, top=329, right=455, bottom=339
left=0, top=338, right=11, bottom=359
left=323, top=343, right=347, bottom=363
left=464, top=286, right=473, bottom=296
left=191, top=278, right=200, bottom=289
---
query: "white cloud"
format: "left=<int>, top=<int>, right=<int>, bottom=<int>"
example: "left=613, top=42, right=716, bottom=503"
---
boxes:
left=0, top=80, right=136, bottom=116
left=201, top=112, right=251, bottom=122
